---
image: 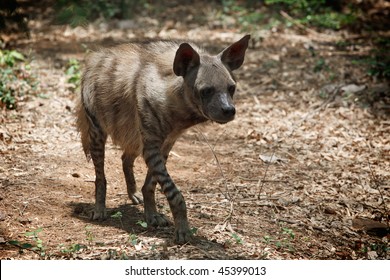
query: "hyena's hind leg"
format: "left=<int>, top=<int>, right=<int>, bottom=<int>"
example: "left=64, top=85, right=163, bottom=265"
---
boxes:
left=89, top=125, right=108, bottom=220
left=122, top=152, right=143, bottom=204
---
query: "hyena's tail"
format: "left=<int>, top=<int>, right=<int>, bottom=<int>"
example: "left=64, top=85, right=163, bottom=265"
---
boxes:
left=77, top=80, right=107, bottom=162
left=76, top=92, right=92, bottom=160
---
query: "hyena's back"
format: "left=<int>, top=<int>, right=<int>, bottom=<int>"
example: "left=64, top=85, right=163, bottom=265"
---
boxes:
left=77, top=41, right=190, bottom=157
left=78, top=42, right=192, bottom=155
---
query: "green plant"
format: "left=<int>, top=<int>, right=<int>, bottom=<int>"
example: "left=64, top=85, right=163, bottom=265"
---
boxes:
left=314, top=57, right=325, bottom=72
left=231, top=233, right=244, bottom=244
left=65, top=58, right=81, bottom=90
left=274, top=227, right=295, bottom=252
left=0, top=49, right=24, bottom=66
left=190, top=227, right=198, bottom=236
left=23, top=227, right=45, bottom=257
left=265, top=0, right=357, bottom=30
left=368, top=60, right=390, bottom=78
left=265, top=0, right=326, bottom=13
left=282, top=227, right=295, bottom=239
left=302, top=12, right=356, bottom=30
left=353, top=52, right=390, bottom=80
left=111, top=211, right=124, bottom=228
left=128, top=233, right=138, bottom=245
left=262, top=227, right=296, bottom=252
left=105, top=248, right=130, bottom=260
left=359, top=241, right=389, bottom=259
left=59, top=243, right=85, bottom=254
left=0, top=49, right=38, bottom=109
left=55, top=0, right=148, bottom=27
left=367, top=39, right=390, bottom=79
left=55, top=0, right=119, bottom=27
left=219, top=0, right=265, bottom=32
left=263, top=235, right=272, bottom=244
left=85, top=226, right=94, bottom=244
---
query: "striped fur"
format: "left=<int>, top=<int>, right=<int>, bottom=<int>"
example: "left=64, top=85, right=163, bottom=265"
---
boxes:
left=76, top=35, right=250, bottom=244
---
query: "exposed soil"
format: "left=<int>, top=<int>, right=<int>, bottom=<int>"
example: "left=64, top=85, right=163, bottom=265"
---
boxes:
left=1, top=2, right=389, bottom=260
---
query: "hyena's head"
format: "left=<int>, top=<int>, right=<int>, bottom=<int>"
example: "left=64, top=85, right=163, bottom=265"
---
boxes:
left=173, top=35, right=250, bottom=124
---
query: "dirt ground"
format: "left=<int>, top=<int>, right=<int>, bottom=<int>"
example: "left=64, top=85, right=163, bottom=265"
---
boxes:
left=1, top=2, right=389, bottom=260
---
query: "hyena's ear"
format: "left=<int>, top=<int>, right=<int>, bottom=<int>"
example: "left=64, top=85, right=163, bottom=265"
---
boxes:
left=219, top=34, right=250, bottom=71
left=173, top=43, right=200, bottom=77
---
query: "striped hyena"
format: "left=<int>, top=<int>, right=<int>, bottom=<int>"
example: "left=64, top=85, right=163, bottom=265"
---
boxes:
left=76, top=35, right=250, bottom=244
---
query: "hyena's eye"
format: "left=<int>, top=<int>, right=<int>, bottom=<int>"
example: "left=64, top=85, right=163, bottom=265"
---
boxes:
left=228, top=84, right=236, bottom=96
left=200, top=87, right=215, bottom=98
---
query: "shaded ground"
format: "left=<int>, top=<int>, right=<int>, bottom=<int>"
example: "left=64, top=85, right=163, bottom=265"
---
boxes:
left=1, top=2, right=389, bottom=259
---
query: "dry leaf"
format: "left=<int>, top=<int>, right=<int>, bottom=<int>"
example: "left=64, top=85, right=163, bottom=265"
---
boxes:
left=341, top=84, right=366, bottom=94
left=259, top=154, right=288, bottom=164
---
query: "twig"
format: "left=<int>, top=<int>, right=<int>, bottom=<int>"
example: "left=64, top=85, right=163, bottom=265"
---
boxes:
left=279, top=10, right=336, bottom=42
left=197, top=129, right=235, bottom=224
left=275, top=218, right=324, bottom=232
left=257, top=151, right=274, bottom=199
left=197, top=130, right=230, bottom=199
left=280, top=10, right=318, bottom=36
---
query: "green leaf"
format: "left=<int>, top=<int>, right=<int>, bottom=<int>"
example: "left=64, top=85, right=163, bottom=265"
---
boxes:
left=21, top=243, right=34, bottom=249
left=111, top=211, right=123, bottom=219
left=8, top=240, right=21, bottom=246
left=8, top=240, right=34, bottom=249
left=190, top=227, right=198, bottom=235
left=136, top=220, right=147, bottom=228
left=38, top=93, right=50, bottom=99
left=9, top=50, right=25, bottom=61
left=25, top=227, right=43, bottom=237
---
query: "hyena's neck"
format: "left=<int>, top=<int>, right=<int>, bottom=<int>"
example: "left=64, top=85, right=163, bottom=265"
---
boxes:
left=167, top=82, right=208, bottom=131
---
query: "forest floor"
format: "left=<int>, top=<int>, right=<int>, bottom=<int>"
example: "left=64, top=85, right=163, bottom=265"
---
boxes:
left=0, top=2, right=389, bottom=260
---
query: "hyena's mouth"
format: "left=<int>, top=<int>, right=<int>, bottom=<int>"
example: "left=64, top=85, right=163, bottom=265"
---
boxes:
left=214, top=118, right=234, bottom=124
left=210, top=114, right=235, bottom=124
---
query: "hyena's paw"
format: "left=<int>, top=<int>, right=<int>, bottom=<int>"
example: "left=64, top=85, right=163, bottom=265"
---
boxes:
left=174, top=226, right=192, bottom=245
left=145, top=213, right=171, bottom=227
left=130, top=193, right=143, bottom=205
left=91, top=207, right=107, bottom=221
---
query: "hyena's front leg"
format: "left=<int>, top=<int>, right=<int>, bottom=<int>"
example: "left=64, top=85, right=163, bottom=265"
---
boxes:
left=143, top=144, right=191, bottom=244
left=122, top=152, right=143, bottom=204
left=141, top=170, right=171, bottom=227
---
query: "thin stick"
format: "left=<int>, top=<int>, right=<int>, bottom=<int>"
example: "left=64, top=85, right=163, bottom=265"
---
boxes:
left=279, top=10, right=336, bottom=42
left=197, top=129, right=231, bottom=200
left=280, top=10, right=319, bottom=36
left=258, top=151, right=275, bottom=200
left=197, top=129, right=235, bottom=223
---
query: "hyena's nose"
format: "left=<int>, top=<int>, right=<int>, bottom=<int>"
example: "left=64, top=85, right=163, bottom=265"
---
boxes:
left=222, top=105, right=236, bottom=118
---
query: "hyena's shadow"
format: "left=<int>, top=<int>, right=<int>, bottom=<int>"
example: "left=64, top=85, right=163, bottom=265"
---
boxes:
left=68, top=202, right=239, bottom=258
left=68, top=202, right=175, bottom=239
